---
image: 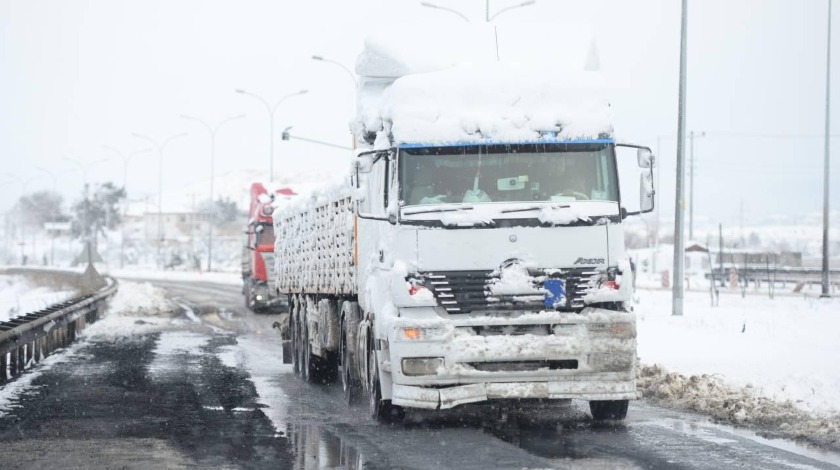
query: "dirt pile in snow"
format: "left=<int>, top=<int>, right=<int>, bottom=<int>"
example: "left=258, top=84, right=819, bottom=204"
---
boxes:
left=639, top=364, right=840, bottom=451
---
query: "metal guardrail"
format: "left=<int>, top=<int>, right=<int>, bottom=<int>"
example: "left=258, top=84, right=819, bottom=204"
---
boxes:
left=0, top=268, right=118, bottom=384
left=709, top=266, right=840, bottom=286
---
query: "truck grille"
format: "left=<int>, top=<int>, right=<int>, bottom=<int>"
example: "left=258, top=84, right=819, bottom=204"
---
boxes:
left=421, top=268, right=599, bottom=314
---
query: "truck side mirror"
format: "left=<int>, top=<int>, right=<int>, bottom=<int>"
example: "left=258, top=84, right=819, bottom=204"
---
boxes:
left=639, top=170, right=654, bottom=212
left=617, top=143, right=655, bottom=217
left=637, top=148, right=654, bottom=168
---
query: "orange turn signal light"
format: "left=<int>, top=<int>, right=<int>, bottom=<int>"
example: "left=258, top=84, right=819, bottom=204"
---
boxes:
left=402, top=328, right=423, bottom=340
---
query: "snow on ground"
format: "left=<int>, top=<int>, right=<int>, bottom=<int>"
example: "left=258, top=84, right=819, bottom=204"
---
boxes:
left=635, top=287, right=840, bottom=448
left=81, top=280, right=178, bottom=340
left=110, top=268, right=242, bottom=286
left=0, top=274, right=76, bottom=322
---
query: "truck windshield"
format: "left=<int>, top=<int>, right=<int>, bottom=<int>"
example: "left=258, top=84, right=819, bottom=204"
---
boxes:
left=399, top=143, right=618, bottom=206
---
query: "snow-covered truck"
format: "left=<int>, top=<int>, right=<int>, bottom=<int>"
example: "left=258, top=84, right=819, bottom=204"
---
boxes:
left=242, top=182, right=292, bottom=312
left=274, top=28, right=655, bottom=422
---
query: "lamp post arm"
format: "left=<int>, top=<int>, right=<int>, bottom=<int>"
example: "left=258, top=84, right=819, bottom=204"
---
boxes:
left=160, top=133, right=188, bottom=153
left=214, top=114, right=245, bottom=133
left=181, top=115, right=213, bottom=135
left=312, top=56, right=358, bottom=87
left=488, top=0, right=535, bottom=21
left=236, top=89, right=272, bottom=116
left=420, top=2, right=470, bottom=22
left=271, top=90, right=308, bottom=117
left=132, top=133, right=162, bottom=153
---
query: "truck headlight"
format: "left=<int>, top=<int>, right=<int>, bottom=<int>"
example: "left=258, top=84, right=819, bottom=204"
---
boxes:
left=401, top=357, right=444, bottom=376
left=255, top=294, right=264, bottom=301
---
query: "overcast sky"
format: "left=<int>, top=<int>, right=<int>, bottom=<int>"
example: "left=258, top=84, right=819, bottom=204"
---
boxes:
left=1, top=0, right=838, bottom=230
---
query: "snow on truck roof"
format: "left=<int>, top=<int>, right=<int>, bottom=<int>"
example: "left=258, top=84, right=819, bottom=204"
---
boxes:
left=353, top=24, right=610, bottom=146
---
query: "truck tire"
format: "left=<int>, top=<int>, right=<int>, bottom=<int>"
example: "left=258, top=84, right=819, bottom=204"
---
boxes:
left=340, top=301, right=361, bottom=406
left=368, top=339, right=404, bottom=424
left=302, top=319, right=334, bottom=385
left=340, top=315, right=361, bottom=406
left=244, top=282, right=252, bottom=310
left=589, top=400, right=629, bottom=421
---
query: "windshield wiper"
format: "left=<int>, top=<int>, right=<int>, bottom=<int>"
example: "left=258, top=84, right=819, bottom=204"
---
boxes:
left=403, top=205, right=475, bottom=216
left=500, top=204, right=570, bottom=214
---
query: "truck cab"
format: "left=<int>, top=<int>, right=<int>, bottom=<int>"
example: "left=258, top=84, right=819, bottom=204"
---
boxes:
left=353, top=138, right=653, bottom=420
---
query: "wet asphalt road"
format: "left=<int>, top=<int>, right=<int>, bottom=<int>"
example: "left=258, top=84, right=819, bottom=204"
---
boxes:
left=0, top=278, right=838, bottom=469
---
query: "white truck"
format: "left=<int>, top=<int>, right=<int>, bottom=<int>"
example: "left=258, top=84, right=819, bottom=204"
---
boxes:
left=274, top=28, right=655, bottom=423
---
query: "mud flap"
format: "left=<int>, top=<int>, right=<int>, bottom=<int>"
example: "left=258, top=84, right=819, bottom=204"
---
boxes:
left=281, top=340, right=293, bottom=364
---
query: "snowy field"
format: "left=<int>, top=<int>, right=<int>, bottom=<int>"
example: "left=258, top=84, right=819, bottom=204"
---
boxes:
left=0, top=275, right=76, bottom=322
left=635, top=287, right=839, bottom=447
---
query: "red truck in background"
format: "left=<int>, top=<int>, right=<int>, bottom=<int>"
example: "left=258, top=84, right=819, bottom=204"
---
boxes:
left=242, top=182, right=294, bottom=312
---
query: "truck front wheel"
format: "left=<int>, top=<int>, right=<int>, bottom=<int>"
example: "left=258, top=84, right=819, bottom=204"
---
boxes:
left=368, top=341, right=404, bottom=424
left=589, top=400, right=629, bottom=421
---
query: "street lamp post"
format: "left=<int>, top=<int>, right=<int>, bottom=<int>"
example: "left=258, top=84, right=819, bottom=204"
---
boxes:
left=688, top=130, right=706, bottom=241
left=103, top=146, right=151, bottom=268
left=132, top=133, right=188, bottom=270
left=181, top=114, right=245, bottom=271
left=421, top=0, right=535, bottom=22
left=822, top=0, right=833, bottom=298
left=673, top=0, right=689, bottom=316
left=236, top=89, right=308, bottom=182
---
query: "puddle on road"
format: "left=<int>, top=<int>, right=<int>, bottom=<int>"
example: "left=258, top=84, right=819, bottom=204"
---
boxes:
left=283, top=424, right=366, bottom=470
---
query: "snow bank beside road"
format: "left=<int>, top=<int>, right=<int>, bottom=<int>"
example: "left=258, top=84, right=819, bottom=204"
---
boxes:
left=635, top=289, right=840, bottom=448
left=636, top=289, right=839, bottom=415
left=82, top=281, right=176, bottom=340
left=0, top=275, right=75, bottom=322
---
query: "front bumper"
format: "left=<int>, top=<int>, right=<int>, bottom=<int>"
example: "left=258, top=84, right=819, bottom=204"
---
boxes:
left=384, top=306, right=637, bottom=409
left=392, top=378, right=637, bottom=410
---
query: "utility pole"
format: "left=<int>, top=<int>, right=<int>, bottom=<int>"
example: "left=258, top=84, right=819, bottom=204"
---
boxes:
left=719, top=223, right=725, bottom=288
left=822, top=0, right=833, bottom=298
left=672, top=0, right=689, bottom=316
left=688, top=130, right=705, bottom=241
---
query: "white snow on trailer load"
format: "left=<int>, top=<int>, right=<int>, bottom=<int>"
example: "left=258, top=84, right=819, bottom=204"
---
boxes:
left=272, top=179, right=356, bottom=295
left=353, top=24, right=610, bottom=146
